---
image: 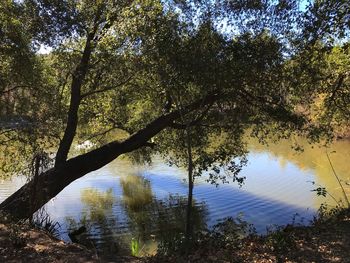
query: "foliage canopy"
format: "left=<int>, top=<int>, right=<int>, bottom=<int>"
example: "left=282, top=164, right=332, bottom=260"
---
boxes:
left=0, top=0, right=349, bottom=183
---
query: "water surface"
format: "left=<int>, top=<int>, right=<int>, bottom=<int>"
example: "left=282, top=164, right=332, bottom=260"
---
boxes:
left=0, top=139, right=349, bottom=257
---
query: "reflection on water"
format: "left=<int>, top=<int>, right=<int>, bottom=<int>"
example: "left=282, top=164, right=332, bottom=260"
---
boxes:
left=120, top=175, right=206, bottom=253
left=247, top=138, right=350, bottom=207
left=66, top=175, right=207, bottom=259
left=0, top=139, right=349, bottom=257
left=66, top=188, right=120, bottom=257
left=81, top=188, right=115, bottom=222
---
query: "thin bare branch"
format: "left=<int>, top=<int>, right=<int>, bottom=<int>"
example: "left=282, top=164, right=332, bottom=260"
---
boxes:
left=170, top=102, right=214, bottom=129
left=81, top=126, right=118, bottom=142
left=80, top=75, right=133, bottom=99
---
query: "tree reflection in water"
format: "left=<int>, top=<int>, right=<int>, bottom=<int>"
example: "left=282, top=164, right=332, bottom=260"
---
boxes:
left=66, top=173, right=208, bottom=259
left=247, top=137, right=350, bottom=204
left=121, top=174, right=208, bottom=255
left=66, top=188, right=121, bottom=258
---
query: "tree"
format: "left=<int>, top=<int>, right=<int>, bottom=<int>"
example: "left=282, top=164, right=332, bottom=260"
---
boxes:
left=0, top=0, right=349, bottom=220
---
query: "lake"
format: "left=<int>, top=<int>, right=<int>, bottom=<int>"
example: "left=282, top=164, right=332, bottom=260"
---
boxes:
left=0, top=138, right=349, bottom=257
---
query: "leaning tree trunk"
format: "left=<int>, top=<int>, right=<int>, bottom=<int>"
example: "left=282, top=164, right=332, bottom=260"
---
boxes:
left=0, top=114, right=174, bottom=220
left=1, top=30, right=96, bottom=220
left=0, top=93, right=218, bottom=220
left=0, top=143, right=126, bottom=220
left=2, top=13, right=106, bottom=220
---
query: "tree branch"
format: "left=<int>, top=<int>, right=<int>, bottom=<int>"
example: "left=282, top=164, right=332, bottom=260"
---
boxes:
left=0, top=85, right=29, bottom=95
left=65, top=90, right=221, bottom=173
left=80, top=75, right=133, bottom=99
left=327, top=73, right=345, bottom=105
left=80, top=125, right=119, bottom=143
left=169, top=102, right=214, bottom=129
left=0, top=92, right=203, bottom=218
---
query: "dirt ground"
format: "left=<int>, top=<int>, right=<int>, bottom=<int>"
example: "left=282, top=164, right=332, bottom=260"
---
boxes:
left=147, top=208, right=350, bottom=263
left=0, top=221, right=99, bottom=263
left=0, top=209, right=349, bottom=262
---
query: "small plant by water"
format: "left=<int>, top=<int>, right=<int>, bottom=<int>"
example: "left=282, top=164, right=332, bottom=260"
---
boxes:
left=30, top=207, right=61, bottom=238
left=266, top=225, right=296, bottom=253
left=326, top=151, right=350, bottom=208
left=309, top=150, right=350, bottom=209
left=156, top=215, right=255, bottom=258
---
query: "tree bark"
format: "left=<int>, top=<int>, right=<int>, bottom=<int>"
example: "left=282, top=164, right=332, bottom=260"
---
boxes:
left=0, top=92, right=219, bottom=220
left=185, top=127, right=194, bottom=251
left=55, top=33, right=94, bottom=167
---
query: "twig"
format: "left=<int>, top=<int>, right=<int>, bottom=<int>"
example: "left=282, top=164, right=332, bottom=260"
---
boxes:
left=326, top=150, right=350, bottom=208
left=0, top=85, right=29, bottom=95
left=80, top=75, right=133, bottom=99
